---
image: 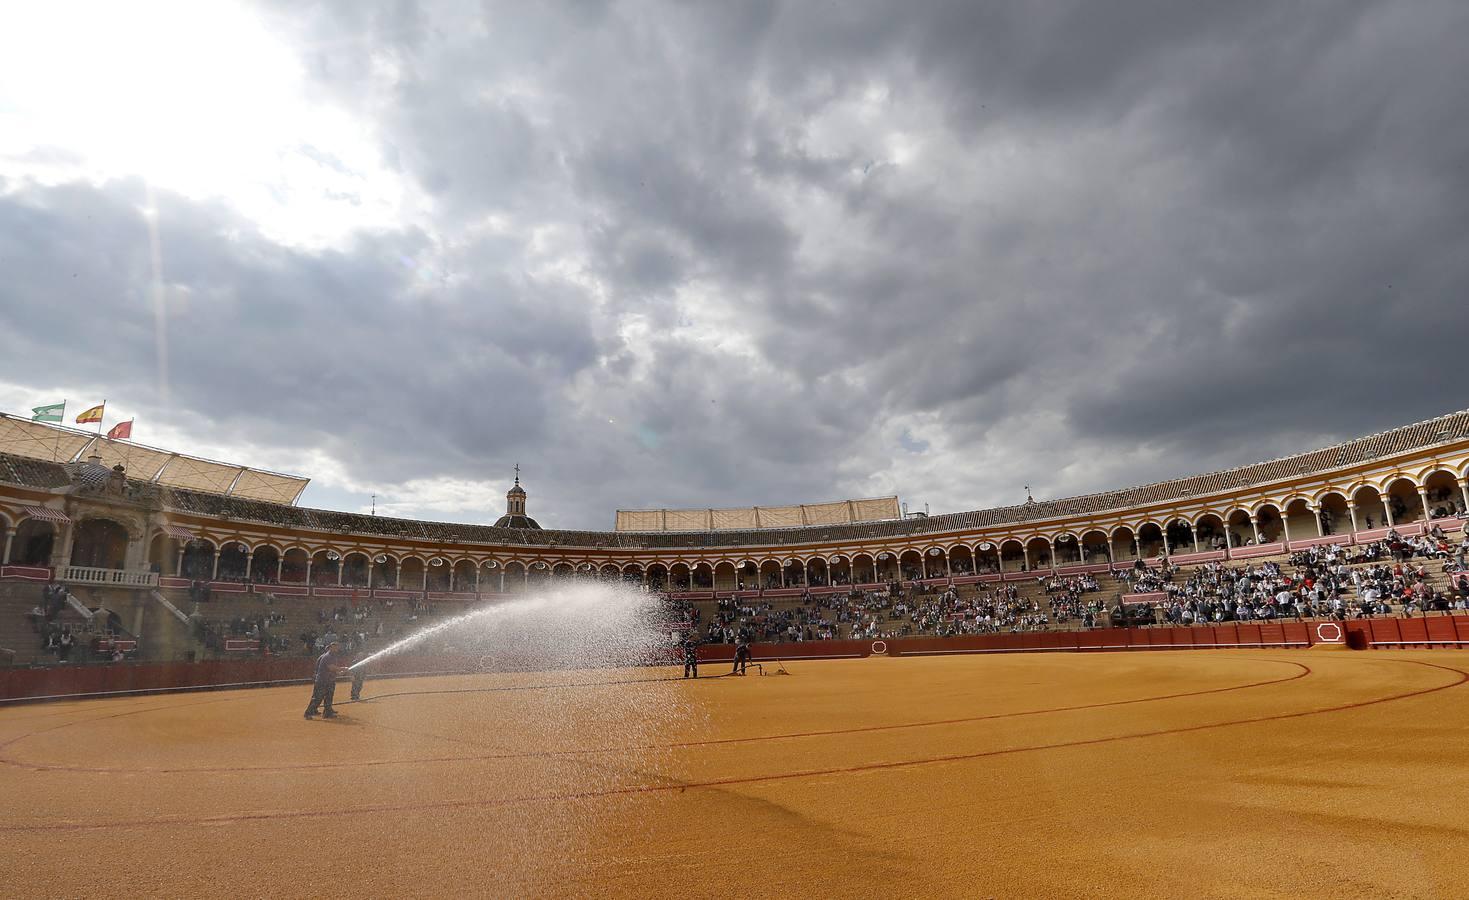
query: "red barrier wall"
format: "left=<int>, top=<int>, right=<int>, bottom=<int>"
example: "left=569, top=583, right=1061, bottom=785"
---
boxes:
left=696, top=640, right=871, bottom=664
left=8, top=616, right=1467, bottom=701
left=0, top=653, right=488, bottom=703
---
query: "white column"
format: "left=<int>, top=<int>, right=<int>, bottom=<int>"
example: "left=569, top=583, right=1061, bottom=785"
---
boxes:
left=474, top=567, right=480, bottom=594
left=276, top=556, right=284, bottom=582
left=1459, top=477, right=1469, bottom=512
left=211, top=551, right=220, bottom=581
left=1191, top=526, right=1199, bottom=553
left=449, top=567, right=456, bottom=592
left=1281, top=514, right=1292, bottom=543
left=305, top=559, right=313, bottom=584
left=2, top=528, right=12, bottom=566
left=245, top=552, right=253, bottom=581
left=1161, top=530, right=1171, bottom=557
left=1249, top=516, right=1261, bottom=544
left=336, top=559, right=343, bottom=586
left=1108, top=535, right=1118, bottom=563
left=367, top=562, right=374, bottom=590
left=175, top=547, right=185, bottom=577
left=421, top=566, right=429, bottom=591
left=1383, top=497, right=1395, bottom=527
left=1348, top=504, right=1360, bottom=535
left=1312, top=506, right=1323, bottom=537
left=1417, top=488, right=1431, bottom=522
left=1223, top=524, right=1233, bottom=550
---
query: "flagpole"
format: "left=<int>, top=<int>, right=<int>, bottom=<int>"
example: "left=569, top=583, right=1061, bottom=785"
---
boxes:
left=97, top=399, right=106, bottom=437
left=53, top=400, right=66, bottom=462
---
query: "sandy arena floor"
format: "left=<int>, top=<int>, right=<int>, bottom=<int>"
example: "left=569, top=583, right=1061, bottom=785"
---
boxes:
left=2, top=650, right=1468, bottom=898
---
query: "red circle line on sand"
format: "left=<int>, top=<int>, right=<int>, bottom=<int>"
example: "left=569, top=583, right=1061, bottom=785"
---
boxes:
left=0, top=659, right=1312, bottom=775
left=2, top=658, right=1463, bottom=834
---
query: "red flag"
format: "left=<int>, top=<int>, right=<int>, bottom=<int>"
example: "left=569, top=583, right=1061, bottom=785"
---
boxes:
left=106, top=419, right=133, bottom=440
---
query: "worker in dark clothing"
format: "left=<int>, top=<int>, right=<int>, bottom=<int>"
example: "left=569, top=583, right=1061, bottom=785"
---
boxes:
left=305, top=641, right=346, bottom=719
left=682, top=637, right=699, bottom=679
left=732, top=640, right=751, bottom=676
left=349, top=664, right=367, bottom=701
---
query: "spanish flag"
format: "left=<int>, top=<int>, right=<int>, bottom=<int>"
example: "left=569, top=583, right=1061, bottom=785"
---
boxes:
left=75, top=404, right=105, bottom=425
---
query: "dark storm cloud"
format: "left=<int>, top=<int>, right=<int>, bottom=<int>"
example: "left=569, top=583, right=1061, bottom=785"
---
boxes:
left=0, top=178, right=606, bottom=486
left=6, top=0, right=1469, bottom=527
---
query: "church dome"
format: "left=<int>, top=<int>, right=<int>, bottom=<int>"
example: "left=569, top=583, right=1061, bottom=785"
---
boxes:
left=66, top=452, right=113, bottom=491
left=495, top=467, right=540, bottom=529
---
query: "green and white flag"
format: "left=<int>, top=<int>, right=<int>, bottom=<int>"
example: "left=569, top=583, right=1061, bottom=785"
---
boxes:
left=31, top=402, right=65, bottom=423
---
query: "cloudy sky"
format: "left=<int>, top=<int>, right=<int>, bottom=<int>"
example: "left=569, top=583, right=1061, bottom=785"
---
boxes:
left=2, top=1, right=1466, bottom=529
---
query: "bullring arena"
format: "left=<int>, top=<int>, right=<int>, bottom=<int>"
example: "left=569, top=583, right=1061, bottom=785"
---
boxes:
left=4, top=649, right=1469, bottom=898
left=4, top=410, right=1469, bottom=897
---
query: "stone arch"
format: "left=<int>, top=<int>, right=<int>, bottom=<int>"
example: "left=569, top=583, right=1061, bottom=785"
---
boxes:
left=1136, top=522, right=1164, bottom=559
left=1283, top=498, right=1316, bottom=541
left=823, top=554, right=849, bottom=585
left=310, top=549, right=342, bottom=586
left=69, top=517, right=131, bottom=570
left=1421, top=470, right=1464, bottom=519
left=1224, top=509, right=1254, bottom=546
left=373, top=553, right=400, bottom=589
left=851, top=553, right=876, bottom=585
left=1109, top=526, right=1137, bottom=561
left=898, top=549, right=923, bottom=581
left=1024, top=536, right=1052, bottom=570
left=181, top=538, right=216, bottom=580
left=756, top=559, right=781, bottom=588
left=689, top=562, right=713, bottom=590
left=1192, top=514, right=1226, bottom=550
left=147, top=531, right=181, bottom=576
left=1252, top=504, right=1283, bottom=543
left=501, top=560, right=527, bottom=591
left=974, top=541, right=1001, bottom=573
left=947, top=543, right=973, bottom=575
left=1315, top=491, right=1350, bottom=535
left=8, top=516, right=56, bottom=566
left=998, top=539, right=1026, bottom=573
left=646, top=562, right=669, bottom=590
left=874, top=551, right=900, bottom=582
left=1383, top=477, right=1424, bottom=525
left=1351, top=485, right=1386, bottom=530
left=216, top=540, right=251, bottom=581
left=1051, top=532, right=1082, bottom=566
left=804, top=556, right=828, bottom=586
left=921, top=546, right=948, bottom=578
left=524, top=559, right=552, bottom=588
left=247, top=544, right=279, bottom=583
left=280, top=547, right=309, bottom=584
left=450, top=558, right=478, bottom=590
left=1162, top=518, right=1193, bottom=553
left=709, top=561, right=735, bottom=591
left=1079, top=530, right=1110, bottom=563
left=399, top=556, right=427, bottom=590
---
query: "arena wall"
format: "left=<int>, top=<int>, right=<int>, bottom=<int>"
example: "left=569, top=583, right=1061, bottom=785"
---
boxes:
left=11, top=618, right=1469, bottom=702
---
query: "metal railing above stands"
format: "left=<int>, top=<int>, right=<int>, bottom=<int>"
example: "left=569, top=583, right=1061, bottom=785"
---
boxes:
left=55, top=566, right=160, bottom=588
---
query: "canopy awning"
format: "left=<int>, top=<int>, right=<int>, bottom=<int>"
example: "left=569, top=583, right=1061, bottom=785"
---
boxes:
left=161, top=524, right=195, bottom=541
left=20, top=505, right=70, bottom=524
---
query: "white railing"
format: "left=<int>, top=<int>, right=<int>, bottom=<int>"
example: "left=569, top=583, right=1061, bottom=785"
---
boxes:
left=56, top=566, right=159, bottom=588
